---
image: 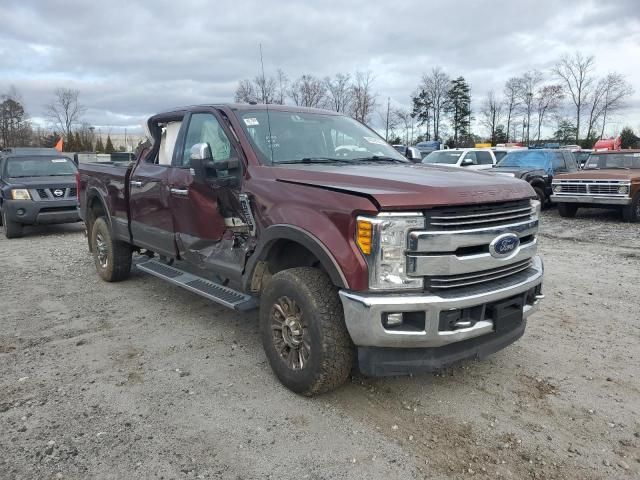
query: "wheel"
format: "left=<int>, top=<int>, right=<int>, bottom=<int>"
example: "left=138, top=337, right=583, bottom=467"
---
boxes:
left=259, top=267, right=355, bottom=396
left=622, top=193, right=640, bottom=223
left=557, top=203, right=578, bottom=218
left=2, top=208, right=23, bottom=239
left=533, top=187, right=546, bottom=208
left=90, top=217, right=132, bottom=282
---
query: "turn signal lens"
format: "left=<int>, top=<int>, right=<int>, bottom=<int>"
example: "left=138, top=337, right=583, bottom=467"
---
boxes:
left=11, top=189, right=31, bottom=200
left=356, top=220, right=373, bottom=255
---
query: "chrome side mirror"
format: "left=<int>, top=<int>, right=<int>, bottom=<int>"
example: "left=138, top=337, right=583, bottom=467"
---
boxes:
left=406, top=147, right=422, bottom=163
left=190, top=142, right=212, bottom=161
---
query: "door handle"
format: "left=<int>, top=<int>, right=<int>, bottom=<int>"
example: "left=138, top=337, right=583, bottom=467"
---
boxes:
left=130, top=181, right=143, bottom=187
left=170, top=188, right=189, bottom=196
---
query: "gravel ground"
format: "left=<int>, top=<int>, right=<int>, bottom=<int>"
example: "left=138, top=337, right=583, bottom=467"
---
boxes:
left=1, top=208, right=639, bottom=480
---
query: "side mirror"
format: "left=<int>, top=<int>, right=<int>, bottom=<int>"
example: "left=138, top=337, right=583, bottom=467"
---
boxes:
left=189, top=142, right=241, bottom=186
left=406, top=147, right=422, bottom=163
left=461, top=158, right=474, bottom=166
left=190, top=143, right=213, bottom=183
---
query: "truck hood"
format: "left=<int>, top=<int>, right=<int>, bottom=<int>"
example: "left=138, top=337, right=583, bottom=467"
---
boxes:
left=555, top=169, right=640, bottom=181
left=4, top=175, right=76, bottom=188
left=273, top=163, right=534, bottom=209
left=489, top=167, right=548, bottom=178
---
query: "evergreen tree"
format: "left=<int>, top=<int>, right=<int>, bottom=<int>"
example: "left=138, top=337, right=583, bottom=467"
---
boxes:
left=63, top=133, right=75, bottom=152
left=105, top=135, right=115, bottom=153
left=494, top=125, right=508, bottom=144
left=74, top=131, right=83, bottom=151
left=620, top=127, right=639, bottom=149
left=446, top=77, right=472, bottom=146
left=95, top=136, right=105, bottom=152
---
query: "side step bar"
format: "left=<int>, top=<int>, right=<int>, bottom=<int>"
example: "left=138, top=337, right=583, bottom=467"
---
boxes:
left=136, top=259, right=258, bottom=311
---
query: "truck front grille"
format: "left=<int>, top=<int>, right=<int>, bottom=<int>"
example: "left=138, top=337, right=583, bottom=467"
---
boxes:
left=425, top=200, right=535, bottom=230
left=425, top=259, right=533, bottom=290
left=554, top=180, right=629, bottom=196
left=34, top=188, right=76, bottom=200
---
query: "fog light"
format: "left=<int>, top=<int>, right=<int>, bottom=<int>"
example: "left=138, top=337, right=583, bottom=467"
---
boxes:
left=618, top=185, right=629, bottom=195
left=17, top=208, right=26, bottom=216
left=384, top=313, right=404, bottom=327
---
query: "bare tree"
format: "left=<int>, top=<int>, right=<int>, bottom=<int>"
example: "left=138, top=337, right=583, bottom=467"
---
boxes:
left=393, top=108, right=413, bottom=145
left=534, top=84, right=564, bottom=141
left=480, top=91, right=504, bottom=144
left=324, top=73, right=353, bottom=113
left=275, top=69, right=289, bottom=105
left=518, top=70, right=543, bottom=145
left=503, top=77, right=521, bottom=142
left=254, top=75, right=277, bottom=104
left=419, top=67, right=450, bottom=140
left=0, top=86, right=32, bottom=148
left=553, top=51, right=596, bottom=142
left=45, top=88, right=85, bottom=140
left=583, top=73, right=634, bottom=140
left=289, top=74, right=326, bottom=108
left=234, top=79, right=257, bottom=103
left=350, top=71, right=377, bottom=124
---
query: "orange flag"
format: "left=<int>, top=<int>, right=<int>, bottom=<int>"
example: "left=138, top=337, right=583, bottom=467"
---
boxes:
left=55, top=137, right=63, bottom=152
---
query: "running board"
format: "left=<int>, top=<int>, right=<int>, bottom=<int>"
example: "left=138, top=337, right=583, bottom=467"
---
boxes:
left=135, top=259, right=258, bottom=311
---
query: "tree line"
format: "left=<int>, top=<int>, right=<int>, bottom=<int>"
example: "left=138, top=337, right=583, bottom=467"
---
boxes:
left=0, top=87, right=118, bottom=153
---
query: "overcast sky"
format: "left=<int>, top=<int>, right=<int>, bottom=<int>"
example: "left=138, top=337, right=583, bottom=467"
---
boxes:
left=1, top=0, right=639, bottom=138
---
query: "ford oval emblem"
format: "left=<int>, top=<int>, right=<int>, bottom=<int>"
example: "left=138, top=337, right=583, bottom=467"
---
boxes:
left=489, top=233, right=520, bottom=258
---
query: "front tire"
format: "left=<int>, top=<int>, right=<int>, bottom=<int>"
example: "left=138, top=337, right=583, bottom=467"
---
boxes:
left=2, top=208, right=23, bottom=239
left=259, top=267, right=355, bottom=396
left=622, top=194, right=640, bottom=223
left=90, top=217, right=132, bottom=282
left=533, top=187, right=546, bottom=208
left=557, top=203, right=578, bottom=218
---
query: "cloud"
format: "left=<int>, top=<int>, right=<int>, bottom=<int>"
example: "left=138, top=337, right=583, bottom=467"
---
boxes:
left=1, top=0, right=638, bottom=137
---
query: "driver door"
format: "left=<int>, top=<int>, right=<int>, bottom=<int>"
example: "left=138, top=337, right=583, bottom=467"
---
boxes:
left=167, top=111, right=240, bottom=259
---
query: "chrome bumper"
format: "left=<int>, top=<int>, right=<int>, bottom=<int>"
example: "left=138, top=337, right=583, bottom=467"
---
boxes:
left=551, top=195, right=631, bottom=205
left=339, top=256, right=543, bottom=348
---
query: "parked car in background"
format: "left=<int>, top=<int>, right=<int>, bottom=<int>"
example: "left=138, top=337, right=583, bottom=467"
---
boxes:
left=551, top=150, right=640, bottom=221
left=392, top=145, right=423, bottom=163
left=490, top=149, right=579, bottom=205
left=0, top=151, right=80, bottom=238
left=78, top=103, right=544, bottom=395
left=422, top=148, right=496, bottom=170
left=415, top=140, right=441, bottom=158
left=492, top=146, right=527, bottom=163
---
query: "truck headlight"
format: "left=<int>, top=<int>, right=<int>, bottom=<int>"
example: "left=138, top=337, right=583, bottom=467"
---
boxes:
left=553, top=184, right=562, bottom=193
left=618, top=185, right=629, bottom=195
left=531, top=198, right=541, bottom=216
left=11, top=189, right=31, bottom=200
left=356, top=213, right=424, bottom=291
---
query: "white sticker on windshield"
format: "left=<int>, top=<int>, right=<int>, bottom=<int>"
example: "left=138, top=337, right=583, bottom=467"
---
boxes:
left=51, top=159, right=68, bottom=163
left=364, top=136, right=386, bottom=145
left=244, top=117, right=259, bottom=126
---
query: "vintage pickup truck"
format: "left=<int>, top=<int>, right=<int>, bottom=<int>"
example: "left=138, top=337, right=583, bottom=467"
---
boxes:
left=551, top=150, right=640, bottom=221
left=78, top=104, right=544, bottom=395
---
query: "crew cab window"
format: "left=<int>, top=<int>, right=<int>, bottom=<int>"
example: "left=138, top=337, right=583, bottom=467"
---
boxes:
left=463, top=151, right=478, bottom=165
left=476, top=151, right=493, bottom=165
left=180, top=113, right=234, bottom=167
left=551, top=152, right=567, bottom=172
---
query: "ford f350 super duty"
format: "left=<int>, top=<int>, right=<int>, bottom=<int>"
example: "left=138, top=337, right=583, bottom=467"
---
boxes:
left=78, top=104, right=544, bottom=395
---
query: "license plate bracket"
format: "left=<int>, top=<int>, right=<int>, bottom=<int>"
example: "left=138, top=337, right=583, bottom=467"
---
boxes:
left=488, top=295, right=525, bottom=331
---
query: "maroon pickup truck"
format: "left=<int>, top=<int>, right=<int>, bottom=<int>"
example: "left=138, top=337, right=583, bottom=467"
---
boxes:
left=78, top=104, right=544, bottom=395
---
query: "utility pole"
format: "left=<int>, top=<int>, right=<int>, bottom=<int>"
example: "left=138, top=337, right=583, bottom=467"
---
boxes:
left=385, top=97, right=390, bottom=141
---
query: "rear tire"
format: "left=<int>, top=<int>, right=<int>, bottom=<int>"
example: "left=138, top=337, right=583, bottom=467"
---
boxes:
left=533, top=187, right=546, bottom=208
left=90, top=217, right=132, bottom=282
left=259, top=267, right=355, bottom=396
left=622, top=193, right=640, bottom=223
left=2, top=208, right=23, bottom=239
left=557, top=203, right=578, bottom=218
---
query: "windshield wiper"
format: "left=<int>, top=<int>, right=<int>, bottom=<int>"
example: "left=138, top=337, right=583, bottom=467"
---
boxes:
left=275, top=157, right=354, bottom=165
left=602, top=166, right=629, bottom=170
left=351, top=155, right=408, bottom=163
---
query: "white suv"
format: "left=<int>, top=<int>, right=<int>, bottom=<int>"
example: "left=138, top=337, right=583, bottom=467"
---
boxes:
left=421, top=148, right=496, bottom=170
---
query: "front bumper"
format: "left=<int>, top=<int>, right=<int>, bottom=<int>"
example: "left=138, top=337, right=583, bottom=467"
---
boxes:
left=4, top=199, right=80, bottom=225
left=551, top=195, right=631, bottom=205
left=339, top=256, right=543, bottom=375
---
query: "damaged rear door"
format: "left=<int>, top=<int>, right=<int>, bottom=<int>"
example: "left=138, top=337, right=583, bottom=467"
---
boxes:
left=168, top=110, right=247, bottom=281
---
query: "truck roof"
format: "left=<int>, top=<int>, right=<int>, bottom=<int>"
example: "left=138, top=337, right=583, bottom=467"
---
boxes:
left=155, top=103, right=343, bottom=118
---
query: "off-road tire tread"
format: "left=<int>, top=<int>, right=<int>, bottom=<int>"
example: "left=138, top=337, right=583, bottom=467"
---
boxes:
left=622, top=193, right=639, bottom=223
left=534, top=187, right=546, bottom=208
left=91, top=217, right=132, bottom=282
left=260, top=267, right=354, bottom=396
left=2, top=209, right=23, bottom=238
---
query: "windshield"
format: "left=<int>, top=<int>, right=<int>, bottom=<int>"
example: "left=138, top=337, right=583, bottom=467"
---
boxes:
left=422, top=150, right=463, bottom=164
left=5, top=156, right=77, bottom=178
left=496, top=150, right=551, bottom=170
left=584, top=153, right=640, bottom=169
left=236, top=110, right=407, bottom=164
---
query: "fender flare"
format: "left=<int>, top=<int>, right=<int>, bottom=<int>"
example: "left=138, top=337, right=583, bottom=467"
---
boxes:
left=243, top=224, right=348, bottom=291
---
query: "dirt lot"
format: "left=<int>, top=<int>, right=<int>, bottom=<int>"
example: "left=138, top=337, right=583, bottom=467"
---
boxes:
left=1, top=208, right=639, bottom=480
